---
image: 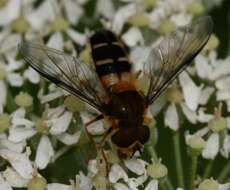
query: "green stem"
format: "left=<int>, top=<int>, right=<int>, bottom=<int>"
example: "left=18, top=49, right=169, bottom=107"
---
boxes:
left=173, top=131, right=184, bottom=188
left=203, top=160, right=214, bottom=179
left=188, top=152, right=198, bottom=190
left=217, top=159, right=230, bottom=182
left=147, top=145, right=174, bottom=190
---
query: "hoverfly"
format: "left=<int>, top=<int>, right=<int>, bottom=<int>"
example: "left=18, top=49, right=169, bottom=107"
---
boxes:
left=19, top=16, right=213, bottom=158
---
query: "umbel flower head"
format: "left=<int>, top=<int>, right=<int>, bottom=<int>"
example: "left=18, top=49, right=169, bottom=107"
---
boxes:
left=0, top=0, right=230, bottom=190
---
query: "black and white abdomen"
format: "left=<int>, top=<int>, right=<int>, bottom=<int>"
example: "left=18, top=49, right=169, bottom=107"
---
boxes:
left=90, top=30, right=132, bottom=89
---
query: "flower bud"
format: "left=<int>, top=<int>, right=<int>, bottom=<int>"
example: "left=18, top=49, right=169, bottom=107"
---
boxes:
left=128, top=12, right=150, bottom=27
left=166, top=86, right=183, bottom=104
left=35, top=119, right=49, bottom=134
left=64, top=95, right=85, bottom=112
left=187, top=2, right=204, bottom=16
left=205, top=34, right=219, bottom=51
left=158, top=20, right=175, bottom=35
left=27, top=176, right=47, bottom=190
left=187, top=135, right=206, bottom=151
left=0, top=114, right=10, bottom=133
left=50, top=17, right=69, bottom=32
left=11, top=17, right=30, bottom=34
left=15, top=92, right=33, bottom=107
left=198, top=178, right=219, bottom=190
left=147, top=160, right=168, bottom=179
left=208, top=116, right=227, bottom=133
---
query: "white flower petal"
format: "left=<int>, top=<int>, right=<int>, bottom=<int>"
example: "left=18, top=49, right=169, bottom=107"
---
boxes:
left=7, top=73, right=24, bottom=87
left=0, top=149, right=33, bottom=179
left=50, top=111, right=72, bottom=135
left=209, top=57, right=230, bottom=80
left=122, top=27, right=144, bottom=47
left=220, top=134, right=230, bottom=158
left=215, top=76, right=230, bottom=90
left=8, top=127, right=36, bottom=143
left=23, top=67, right=40, bottom=84
left=124, top=159, right=146, bottom=175
left=128, top=175, right=148, bottom=190
left=114, top=183, right=130, bottom=190
left=195, top=54, right=212, bottom=79
left=0, top=81, right=7, bottom=106
left=0, top=137, right=26, bottom=153
left=47, top=183, right=70, bottom=190
left=63, top=0, right=83, bottom=25
left=202, top=133, right=219, bottom=159
left=170, top=13, right=192, bottom=27
left=79, top=171, right=93, bottom=190
left=47, top=32, right=64, bottom=50
left=112, top=3, right=137, bottom=34
left=39, top=90, right=64, bottom=104
left=145, top=179, right=158, bottom=190
left=199, top=86, right=215, bottom=105
left=0, top=0, right=20, bottom=26
left=56, top=131, right=81, bottom=145
left=179, top=72, right=202, bottom=111
left=109, top=164, right=128, bottom=183
left=3, top=167, right=28, bottom=187
left=96, top=0, right=115, bottom=19
left=216, top=89, right=230, bottom=101
left=11, top=108, right=26, bottom=119
left=66, top=29, right=87, bottom=46
left=12, top=117, right=34, bottom=128
left=219, top=183, right=230, bottom=190
left=197, top=108, right=214, bottom=123
left=180, top=103, right=197, bottom=124
left=0, top=174, right=13, bottom=190
left=0, top=33, right=21, bottom=55
left=35, top=135, right=54, bottom=170
left=165, top=103, right=179, bottom=131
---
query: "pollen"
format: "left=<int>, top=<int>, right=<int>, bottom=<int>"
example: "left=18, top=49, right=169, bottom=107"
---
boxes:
left=186, top=2, right=205, bottom=16
left=128, top=12, right=150, bottom=27
left=158, top=20, right=176, bottom=35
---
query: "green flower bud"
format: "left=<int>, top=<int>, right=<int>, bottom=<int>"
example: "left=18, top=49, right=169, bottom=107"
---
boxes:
left=0, top=114, right=10, bottom=133
left=79, top=44, right=93, bottom=65
left=93, top=174, right=108, bottom=190
left=198, top=178, right=219, bottom=190
left=35, top=119, right=49, bottom=134
left=158, top=20, right=176, bottom=35
left=208, top=116, right=227, bottom=133
left=166, top=86, right=183, bottom=104
left=15, top=92, right=33, bottom=107
left=0, top=0, right=8, bottom=8
left=64, top=95, right=85, bottom=112
left=186, top=2, right=204, bottom=16
left=147, top=160, right=168, bottom=179
left=50, top=17, right=69, bottom=32
left=0, top=67, right=6, bottom=80
left=11, top=17, right=30, bottom=34
left=205, top=34, right=219, bottom=51
left=106, top=151, right=120, bottom=164
left=143, top=0, right=157, bottom=9
left=27, top=176, right=47, bottom=190
left=128, top=12, right=150, bottom=27
left=188, top=135, right=206, bottom=151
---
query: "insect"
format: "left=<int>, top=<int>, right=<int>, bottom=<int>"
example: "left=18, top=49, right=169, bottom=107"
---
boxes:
left=19, top=16, right=213, bottom=158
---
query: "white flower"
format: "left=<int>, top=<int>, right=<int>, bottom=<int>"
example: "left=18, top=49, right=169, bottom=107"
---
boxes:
left=164, top=103, right=179, bottom=130
left=122, top=27, right=144, bottom=47
left=145, top=179, right=158, bottom=190
left=35, top=135, right=54, bottom=170
left=0, top=149, right=33, bottom=179
left=96, top=0, right=115, bottom=20
left=0, top=173, right=13, bottom=190
left=113, top=182, right=130, bottom=190
left=124, top=158, right=147, bottom=175
left=109, top=164, right=128, bottom=183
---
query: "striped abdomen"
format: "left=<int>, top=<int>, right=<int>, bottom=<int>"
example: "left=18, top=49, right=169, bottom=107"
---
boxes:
left=90, top=30, right=132, bottom=89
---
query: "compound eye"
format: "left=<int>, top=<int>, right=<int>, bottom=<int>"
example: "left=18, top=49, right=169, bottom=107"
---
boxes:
left=138, top=125, right=150, bottom=144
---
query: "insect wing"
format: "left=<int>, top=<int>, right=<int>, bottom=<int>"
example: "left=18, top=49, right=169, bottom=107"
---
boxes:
left=19, top=42, right=108, bottom=112
left=144, top=16, right=213, bottom=105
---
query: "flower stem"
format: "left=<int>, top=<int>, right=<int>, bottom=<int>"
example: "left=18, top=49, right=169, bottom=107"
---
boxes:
left=188, top=152, right=198, bottom=190
left=203, top=160, right=214, bottom=179
left=147, top=145, right=174, bottom=190
left=173, top=131, right=184, bottom=188
left=217, top=159, right=230, bottom=182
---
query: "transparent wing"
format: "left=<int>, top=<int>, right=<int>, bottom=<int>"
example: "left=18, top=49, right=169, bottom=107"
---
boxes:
left=19, top=42, right=108, bottom=113
left=144, top=16, right=213, bottom=105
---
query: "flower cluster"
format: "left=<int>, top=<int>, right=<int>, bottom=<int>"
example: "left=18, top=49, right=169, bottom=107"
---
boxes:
left=0, top=0, right=229, bottom=190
